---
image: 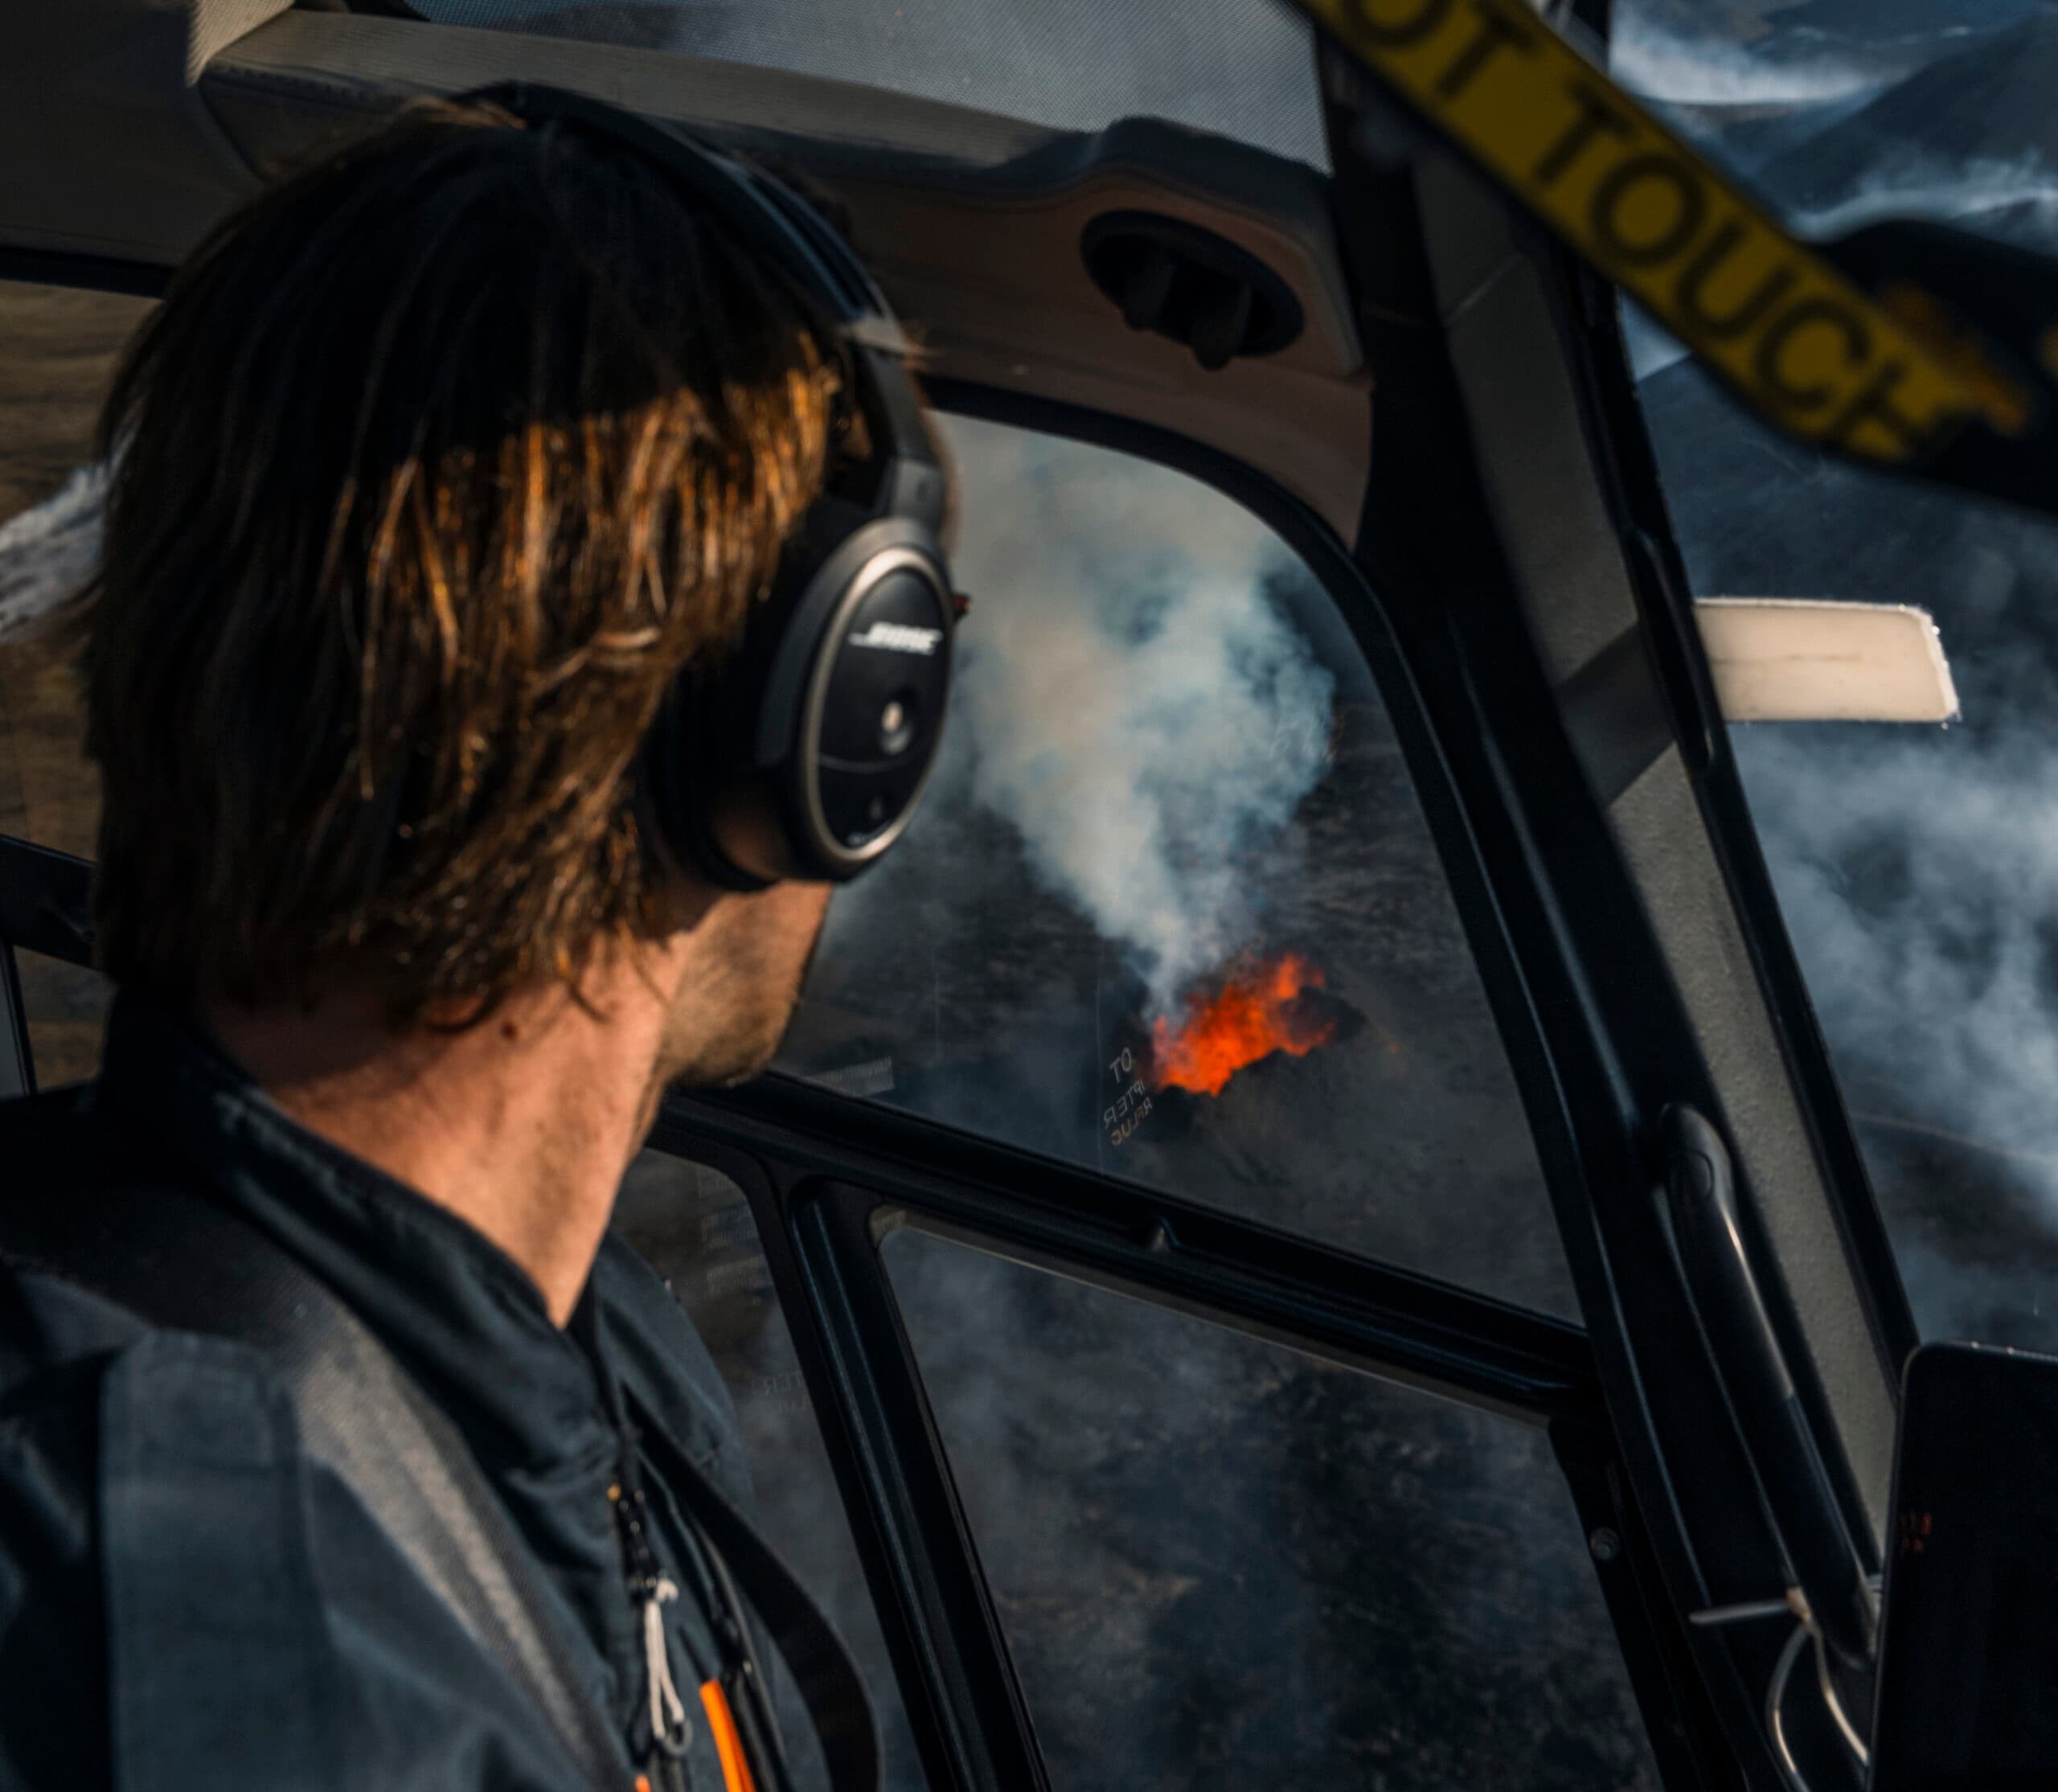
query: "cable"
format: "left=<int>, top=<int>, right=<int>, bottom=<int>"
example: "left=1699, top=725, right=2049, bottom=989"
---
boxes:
left=1814, top=1627, right=1871, bottom=1768
left=1695, top=1584, right=1872, bottom=1790
left=1766, top=1621, right=1816, bottom=1792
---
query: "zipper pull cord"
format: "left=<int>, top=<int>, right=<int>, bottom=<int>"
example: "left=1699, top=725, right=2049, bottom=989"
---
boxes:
left=613, top=1457, right=695, bottom=1768
left=642, top=1574, right=693, bottom=1761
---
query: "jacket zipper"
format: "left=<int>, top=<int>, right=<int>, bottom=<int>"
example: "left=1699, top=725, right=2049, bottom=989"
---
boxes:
left=611, top=1432, right=695, bottom=1792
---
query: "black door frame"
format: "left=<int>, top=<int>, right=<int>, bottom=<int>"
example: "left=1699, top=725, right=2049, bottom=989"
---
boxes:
left=1312, top=47, right=1896, bottom=1785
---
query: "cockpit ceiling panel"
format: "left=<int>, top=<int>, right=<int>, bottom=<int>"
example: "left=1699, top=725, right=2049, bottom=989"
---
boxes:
left=225, top=9, right=1067, bottom=170
left=0, top=4, right=1371, bottom=545
left=414, top=0, right=1331, bottom=171
left=0, top=2, right=288, bottom=267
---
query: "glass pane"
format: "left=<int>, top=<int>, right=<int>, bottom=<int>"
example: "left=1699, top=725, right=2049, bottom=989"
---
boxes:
left=0, top=278, right=145, bottom=530
left=1607, top=4, right=2058, bottom=386
left=884, top=1228, right=1657, bottom=1790
left=17, top=949, right=113, bottom=1089
left=610, top=1154, right=927, bottom=1792
left=777, top=414, right=1572, bottom=1318
left=0, top=633, right=96, bottom=861
left=1, top=277, right=129, bottom=857
left=1, top=277, right=129, bottom=1092
left=1615, top=2, right=2058, bottom=1349
left=409, top=0, right=1329, bottom=170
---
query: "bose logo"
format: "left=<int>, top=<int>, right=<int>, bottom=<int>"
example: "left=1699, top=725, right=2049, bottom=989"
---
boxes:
left=847, top=621, right=942, bottom=657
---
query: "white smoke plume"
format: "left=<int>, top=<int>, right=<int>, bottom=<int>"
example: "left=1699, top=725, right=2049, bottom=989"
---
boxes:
left=1608, top=13, right=1883, bottom=107
left=0, top=461, right=107, bottom=646
left=1739, top=714, right=2058, bottom=1200
left=1788, top=154, right=2058, bottom=244
left=941, top=417, right=1336, bottom=1015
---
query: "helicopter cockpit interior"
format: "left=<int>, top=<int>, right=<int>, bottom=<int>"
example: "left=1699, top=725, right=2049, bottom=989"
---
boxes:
left=8, top=1, right=2058, bottom=1786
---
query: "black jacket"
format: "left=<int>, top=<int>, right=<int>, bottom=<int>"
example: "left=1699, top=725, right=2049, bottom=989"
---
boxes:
left=0, top=996, right=762, bottom=1791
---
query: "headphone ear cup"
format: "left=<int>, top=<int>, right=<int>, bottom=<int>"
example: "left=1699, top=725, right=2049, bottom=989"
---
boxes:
left=637, top=675, right=774, bottom=893
left=639, top=510, right=954, bottom=890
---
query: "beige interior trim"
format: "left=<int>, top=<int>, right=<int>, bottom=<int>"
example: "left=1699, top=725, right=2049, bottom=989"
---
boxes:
left=188, top=0, right=299, bottom=84
left=1699, top=598, right=1960, bottom=725
left=212, top=11, right=1372, bottom=539
left=0, top=4, right=1371, bottom=543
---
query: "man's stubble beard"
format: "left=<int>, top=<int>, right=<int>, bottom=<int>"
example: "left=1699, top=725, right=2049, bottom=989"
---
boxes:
left=655, top=883, right=832, bottom=1092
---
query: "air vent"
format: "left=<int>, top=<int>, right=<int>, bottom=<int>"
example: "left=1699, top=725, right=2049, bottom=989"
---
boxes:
left=1081, top=211, right=1305, bottom=371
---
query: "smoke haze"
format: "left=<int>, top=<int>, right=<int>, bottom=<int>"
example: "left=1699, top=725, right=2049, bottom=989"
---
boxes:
left=1738, top=718, right=2058, bottom=1187
left=424, top=0, right=1330, bottom=168
left=0, top=461, right=105, bottom=646
left=1640, top=327, right=2058, bottom=1347
left=944, top=420, right=1336, bottom=1015
left=1789, top=159, right=2058, bottom=236
left=1609, top=14, right=1882, bottom=106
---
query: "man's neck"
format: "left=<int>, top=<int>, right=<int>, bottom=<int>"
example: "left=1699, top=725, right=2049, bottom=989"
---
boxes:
left=201, top=958, right=681, bottom=1326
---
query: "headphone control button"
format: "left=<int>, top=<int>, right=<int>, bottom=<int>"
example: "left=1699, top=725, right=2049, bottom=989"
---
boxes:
left=878, top=695, right=917, bottom=756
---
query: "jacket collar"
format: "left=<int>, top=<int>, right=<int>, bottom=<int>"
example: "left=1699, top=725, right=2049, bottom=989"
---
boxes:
left=92, top=993, right=619, bottom=1484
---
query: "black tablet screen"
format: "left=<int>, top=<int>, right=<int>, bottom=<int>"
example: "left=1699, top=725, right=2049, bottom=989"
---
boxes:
left=1871, top=1342, right=2058, bottom=1791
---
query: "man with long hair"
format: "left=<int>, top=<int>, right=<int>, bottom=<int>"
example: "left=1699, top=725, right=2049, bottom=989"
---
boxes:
left=0, top=92, right=926, bottom=1790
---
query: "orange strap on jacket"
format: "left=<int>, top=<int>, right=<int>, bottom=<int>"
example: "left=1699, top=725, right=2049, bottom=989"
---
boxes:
left=699, top=1679, right=760, bottom=1792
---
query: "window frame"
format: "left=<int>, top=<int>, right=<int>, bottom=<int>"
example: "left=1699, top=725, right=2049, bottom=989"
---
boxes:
left=646, top=1095, right=1704, bottom=1792
left=0, top=926, right=27, bottom=1097
left=1592, top=291, right=1935, bottom=1372
left=1316, top=76, right=1902, bottom=1783
left=0, top=370, right=1716, bottom=1788
left=645, top=377, right=1724, bottom=1791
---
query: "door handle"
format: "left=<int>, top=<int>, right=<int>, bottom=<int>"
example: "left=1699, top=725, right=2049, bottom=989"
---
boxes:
left=1659, top=1105, right=1878, bottom=1680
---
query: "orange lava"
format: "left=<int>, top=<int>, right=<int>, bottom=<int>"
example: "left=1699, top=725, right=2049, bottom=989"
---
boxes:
left=1150, top=953, right=1338, bottom=1097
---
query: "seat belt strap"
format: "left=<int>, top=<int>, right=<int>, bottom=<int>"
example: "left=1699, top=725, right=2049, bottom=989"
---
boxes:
left=0, top=1184, right=631, bottom=1792
left=98, top=1330, right=338, bottom=1792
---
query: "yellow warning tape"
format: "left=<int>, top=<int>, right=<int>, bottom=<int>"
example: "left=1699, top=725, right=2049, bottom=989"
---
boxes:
left=1299, top=0, right=2031, bottom=463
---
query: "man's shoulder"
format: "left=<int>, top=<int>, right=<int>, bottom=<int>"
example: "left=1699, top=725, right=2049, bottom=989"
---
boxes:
left=0, top=1281, right=119, bottom=1787
left=0, top=1090, right=298, bottom=1786
left=0, top=1252, right=579, bottom=1790
left=0, top=1228, right=304, bottom=1790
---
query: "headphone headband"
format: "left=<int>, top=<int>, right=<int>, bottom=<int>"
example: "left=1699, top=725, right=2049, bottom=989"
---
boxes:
left=451, top=80, right=958, bottom=892
left=465, top=82, right=890, bottom=331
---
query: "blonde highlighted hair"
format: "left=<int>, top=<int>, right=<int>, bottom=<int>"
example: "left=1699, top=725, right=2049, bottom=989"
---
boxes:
left=80, top=98, right=850, bottom=1023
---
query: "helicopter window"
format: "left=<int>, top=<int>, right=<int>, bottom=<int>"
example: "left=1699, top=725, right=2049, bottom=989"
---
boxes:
left=404, top=0, right=1330, bottom=172
left=0, top=276, right=139, bottom=1089
left=609, top=1152, right=926, bottom=1792
left=0, top=282, right=1572, bottom=1322
left=880, top=1224, right=1658, bottom=1790
left=0, top=630, right=96, bottom=866
left=1613, top=0, right=2058, bottom=1354
left=775, top=413, right=1577, bottom=1319
left=7, top=949, right=111, bottom=1089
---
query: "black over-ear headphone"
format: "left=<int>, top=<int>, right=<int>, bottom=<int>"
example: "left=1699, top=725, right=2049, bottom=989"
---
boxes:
left=465, top=83, right=957, bottom=891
